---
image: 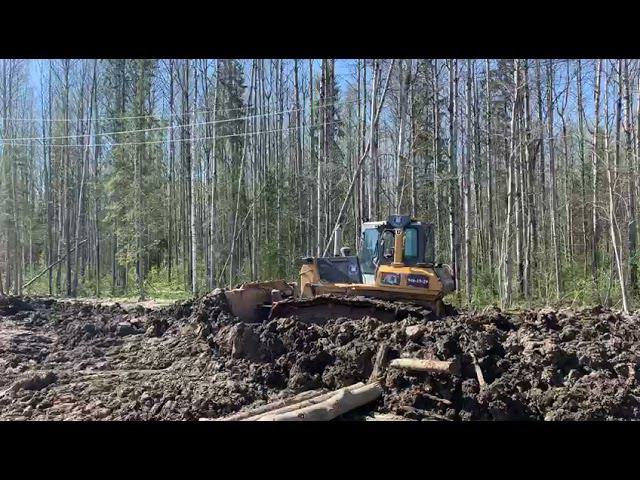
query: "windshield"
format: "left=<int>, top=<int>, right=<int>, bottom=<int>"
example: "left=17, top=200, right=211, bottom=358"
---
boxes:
left=359, top=228, right=379, bottom=275
left=404, top=227, right=418, bottom=260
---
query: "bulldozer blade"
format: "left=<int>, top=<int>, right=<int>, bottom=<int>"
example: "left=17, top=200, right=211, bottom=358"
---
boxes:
left=224, top=280, right=297, bottom=322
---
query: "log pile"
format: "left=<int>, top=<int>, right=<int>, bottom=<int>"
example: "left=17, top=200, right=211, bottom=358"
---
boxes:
left=204, top=353, right=456, bottom=422
left=207, top=382, right=383, bottom=421
left=200, top=389, right=327, bottom=421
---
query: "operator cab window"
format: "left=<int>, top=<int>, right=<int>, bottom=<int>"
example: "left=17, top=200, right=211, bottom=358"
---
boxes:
left=380, top=228, right=419, bottom=264
left=404, top=227, right=418, bottom=261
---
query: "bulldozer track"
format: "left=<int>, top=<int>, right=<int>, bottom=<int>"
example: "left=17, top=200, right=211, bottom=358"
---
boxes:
left=269, top=294, right=448, bottom=324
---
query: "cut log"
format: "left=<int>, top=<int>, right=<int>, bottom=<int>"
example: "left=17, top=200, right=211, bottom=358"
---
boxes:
left=470, top=353, right=486, bottom=387
left=368, top=342, right=389, bottom=382
left=389, top=358, right=455, bottom=374
left=201, top=389, right=326, bottom=421
left=241, top=382, right=366, bottom=421
left=258, top=382, right=383, bottom=421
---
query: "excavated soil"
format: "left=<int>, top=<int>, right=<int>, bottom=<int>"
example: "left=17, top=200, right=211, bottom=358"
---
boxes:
left=1, top=292, right=640, bottom=420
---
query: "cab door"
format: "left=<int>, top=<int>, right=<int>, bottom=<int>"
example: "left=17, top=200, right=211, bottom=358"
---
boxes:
left=359, top=228, right=380, bottom=284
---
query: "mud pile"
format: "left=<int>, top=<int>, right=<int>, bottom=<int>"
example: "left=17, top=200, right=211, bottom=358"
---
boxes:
left=203, top=301, right=640, bottom=420
left=1, top=291, right=640, bottom=420
left=0, top=294, right=279, bottom=420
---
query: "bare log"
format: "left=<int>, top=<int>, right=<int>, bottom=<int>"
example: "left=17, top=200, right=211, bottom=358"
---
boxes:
left=389, top=358, right=455, bottom=374
left=201, top=388, right=326, bottom=421
left=368, top=342, right=389, bottom=382
left=470, top=353, right=486, bottom=387
left=242, top=382, right=365, bottom=421
left=258, top=382, right=382, bottom=421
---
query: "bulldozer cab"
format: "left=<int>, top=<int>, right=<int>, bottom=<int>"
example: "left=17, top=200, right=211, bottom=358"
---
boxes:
left=360, top=216, right=436, bottom=284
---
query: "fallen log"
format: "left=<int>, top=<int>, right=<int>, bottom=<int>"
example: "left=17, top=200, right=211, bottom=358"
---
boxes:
left=389, top=358, right=455, bottom=374
left=205, top=389, right=326, bottom=421
left=22, top=239, right=87, bottom=290
left=368, top=342, right=389, bottom=382
left=258, top=382, right=382, bottom=422
left=243, top=382, right=365, bottom=421
left=470, top=353, right=486, bottom=387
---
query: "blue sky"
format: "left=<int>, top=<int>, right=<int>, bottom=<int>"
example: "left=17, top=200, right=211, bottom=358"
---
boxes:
left=22, top=59, right=604, bottom=127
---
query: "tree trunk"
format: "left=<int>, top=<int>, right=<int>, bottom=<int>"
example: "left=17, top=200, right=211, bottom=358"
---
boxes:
left=577, top=60, right=589, bottom=276
left=592, top=60, right=603, bottom=293
left=63, top=60, right=72, bottom=297
left=257, top=382, right=382, bottom=422
left=240, top=383, right=366, bottom=421
left=624, top=59, right=637, bottom=294
left=605, top=63, right=629, bottom=312
left=502, top=59, right=520, bottom=308
left=464, top=60, right=473, bottom=304
left=214, top=389, right=326, bottom=421
left=389, top=358, right=455, bottom=374
left=547, top=61, right=561, bottom=299
left=485, top=60, right=495, bottom=274
left=448, top=59, right=459, bottom=291
left=433, top=59, right=441, bottom=258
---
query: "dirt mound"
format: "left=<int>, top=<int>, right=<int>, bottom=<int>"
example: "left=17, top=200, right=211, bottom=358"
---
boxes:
left=2, top=291, right=640, bottom=420
left=0, top=296, right=35, bottom=316
left=202, top=301, right=640, bottom=420
left=0, top=293, right=276, bottom=420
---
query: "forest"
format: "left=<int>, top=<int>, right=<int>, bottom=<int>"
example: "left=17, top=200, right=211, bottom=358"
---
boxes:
left=0, top=59, right=637, bottom=311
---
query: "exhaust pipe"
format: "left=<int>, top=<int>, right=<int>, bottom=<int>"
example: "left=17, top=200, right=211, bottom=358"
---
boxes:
left=333, top=225, right=343, bottom=257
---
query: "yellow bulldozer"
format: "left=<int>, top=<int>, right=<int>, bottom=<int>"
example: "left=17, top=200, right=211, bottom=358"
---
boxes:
left=224, top=215, right=455, bottom=324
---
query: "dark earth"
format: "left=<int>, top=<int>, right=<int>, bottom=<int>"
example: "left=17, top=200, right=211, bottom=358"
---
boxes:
left=1, top=292, right=640, bottom=420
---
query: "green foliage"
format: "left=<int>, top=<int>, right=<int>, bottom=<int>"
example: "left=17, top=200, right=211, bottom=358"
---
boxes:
left=101, top=59, right=166, bottom=291
left=9, top=59, right=640, bottom=315
left=143, top=266, right=192, bottom=301
left=470, top=269, right=500, bottom=307
left=454, top=255, right=637, bottom=311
